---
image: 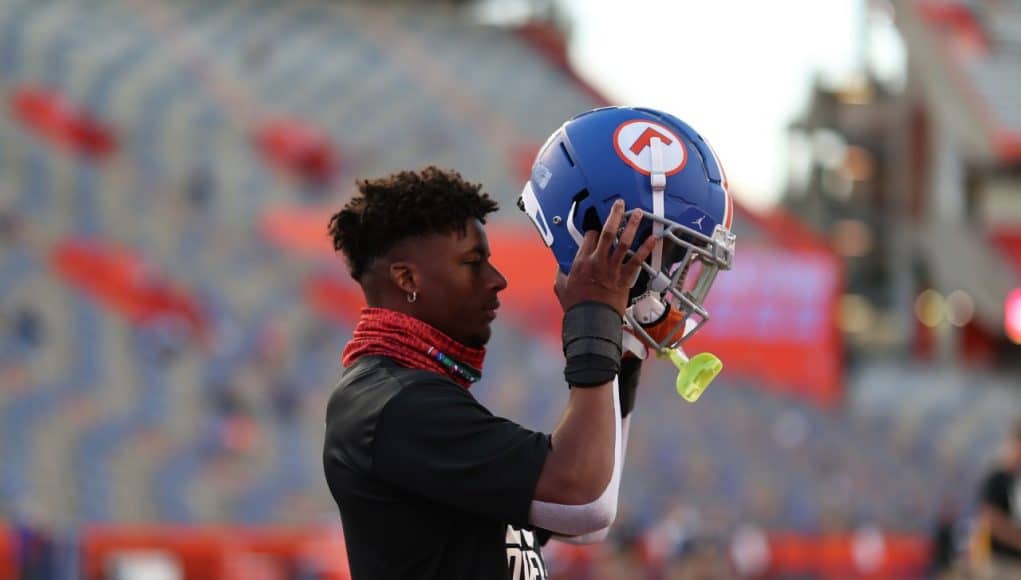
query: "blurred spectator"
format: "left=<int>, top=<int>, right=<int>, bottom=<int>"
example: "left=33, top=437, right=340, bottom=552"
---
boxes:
left=974, top=420, right=1021, bottom=578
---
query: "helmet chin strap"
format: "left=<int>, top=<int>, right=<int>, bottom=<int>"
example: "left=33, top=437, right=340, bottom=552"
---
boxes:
left=623, top=137, right=672, bottom=353
left=649, top=137, right=667, bottom=274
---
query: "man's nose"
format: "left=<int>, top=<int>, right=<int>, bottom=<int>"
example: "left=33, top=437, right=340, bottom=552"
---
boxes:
left=489, top=264, right=508, bottom=291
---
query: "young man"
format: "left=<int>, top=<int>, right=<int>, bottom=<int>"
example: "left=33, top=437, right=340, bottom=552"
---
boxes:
left=324, top=106, right=735, bottom=579
left=323, top=166, right=654, bottom=579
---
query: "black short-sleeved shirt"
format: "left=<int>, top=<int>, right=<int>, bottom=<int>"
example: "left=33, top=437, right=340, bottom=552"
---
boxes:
left=981, top=468, right=1021, bottom=560
left=323, top=355, right=552, bottom=579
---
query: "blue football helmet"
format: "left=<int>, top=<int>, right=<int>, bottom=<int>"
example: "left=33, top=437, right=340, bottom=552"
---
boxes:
left=518, top=106, right=736, bottom=353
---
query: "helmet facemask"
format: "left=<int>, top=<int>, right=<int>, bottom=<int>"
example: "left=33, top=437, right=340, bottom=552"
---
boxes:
left=621, top=209, right=735, bottom=354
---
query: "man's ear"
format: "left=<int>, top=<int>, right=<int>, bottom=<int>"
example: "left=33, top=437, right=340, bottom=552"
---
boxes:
left=389, top=261, right=418, bottom=295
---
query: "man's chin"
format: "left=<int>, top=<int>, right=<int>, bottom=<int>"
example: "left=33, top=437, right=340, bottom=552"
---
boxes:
left=464, top=327, right=491, bottom=349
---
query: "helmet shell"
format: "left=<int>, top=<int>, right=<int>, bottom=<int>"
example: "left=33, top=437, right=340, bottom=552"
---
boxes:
left=521, top=106, right=732, bottom=273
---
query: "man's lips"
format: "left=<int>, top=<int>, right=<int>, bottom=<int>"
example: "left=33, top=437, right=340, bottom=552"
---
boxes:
left=483, top=301, right=500, bottom=317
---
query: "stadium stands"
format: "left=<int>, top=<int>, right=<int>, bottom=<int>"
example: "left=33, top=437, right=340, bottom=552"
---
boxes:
left=0, top=0, right=1014, bottom=560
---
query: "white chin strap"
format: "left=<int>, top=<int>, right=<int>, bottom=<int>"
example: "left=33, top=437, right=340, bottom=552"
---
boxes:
left=649, top=137, right=667, bottom=273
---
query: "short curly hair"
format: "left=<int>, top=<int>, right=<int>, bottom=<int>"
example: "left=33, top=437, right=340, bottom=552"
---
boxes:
left=328, top=166, right=499, bottom=280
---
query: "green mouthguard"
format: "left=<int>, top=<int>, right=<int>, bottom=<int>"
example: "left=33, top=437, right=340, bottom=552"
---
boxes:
left=663, top=349, right=722, bottom=403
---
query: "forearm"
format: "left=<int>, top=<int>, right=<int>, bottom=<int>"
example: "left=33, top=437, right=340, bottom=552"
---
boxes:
left=534, top=382, right=616, bottom=504
left=530, top=379, right=622, bottom=535
left=533, top=357, right=642, bottom=539
left=550, top=416, right=632, bottom=544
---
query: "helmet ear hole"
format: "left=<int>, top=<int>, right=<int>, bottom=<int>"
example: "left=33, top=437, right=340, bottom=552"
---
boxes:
left=582, top=206, right=602, bottom=233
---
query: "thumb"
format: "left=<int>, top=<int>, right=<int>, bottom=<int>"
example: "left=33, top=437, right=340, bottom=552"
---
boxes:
left=553, top=268, right=567, bottom=299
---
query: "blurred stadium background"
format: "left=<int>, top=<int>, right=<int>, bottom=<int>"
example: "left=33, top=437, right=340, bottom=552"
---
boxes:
left=0, top=0, right=1019, bottom=578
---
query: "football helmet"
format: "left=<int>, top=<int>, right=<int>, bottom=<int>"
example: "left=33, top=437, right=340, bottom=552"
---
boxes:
left=518, top=106, right=736, bottom=355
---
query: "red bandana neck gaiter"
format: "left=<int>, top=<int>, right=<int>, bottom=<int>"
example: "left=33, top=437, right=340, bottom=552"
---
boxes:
left=342, top=307, right=486, bottom=389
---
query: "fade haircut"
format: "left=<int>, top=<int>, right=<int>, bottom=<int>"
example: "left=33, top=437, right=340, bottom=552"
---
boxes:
left=328, top=166, right=499, bottom=281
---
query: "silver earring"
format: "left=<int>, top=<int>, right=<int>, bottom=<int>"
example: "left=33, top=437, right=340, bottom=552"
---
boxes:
left=407, top=291, right=417, bottom=303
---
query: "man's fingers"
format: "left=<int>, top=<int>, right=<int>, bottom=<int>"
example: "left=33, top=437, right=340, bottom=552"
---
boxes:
left=577, top=229, right=598, bottom=256
left=624, top=234, right=658, bottom=279
left=612, top=210, right=643, bottom=264
left=631, top=234, right=658, bottom=263
left=596, top=200, right=625, bottom=256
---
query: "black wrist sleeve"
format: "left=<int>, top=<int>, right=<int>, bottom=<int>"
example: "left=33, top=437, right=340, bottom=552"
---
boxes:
left=562, top=301, right=622, bottom=388
left=618, top=357, right=642, bottom=417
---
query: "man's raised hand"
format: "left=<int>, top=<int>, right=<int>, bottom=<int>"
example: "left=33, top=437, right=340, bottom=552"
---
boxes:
left=555, top=200, right=657, bottom=315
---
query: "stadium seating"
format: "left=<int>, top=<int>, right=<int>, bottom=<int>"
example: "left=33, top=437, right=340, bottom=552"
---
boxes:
left=0, top=0, right=1014, bottom=546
